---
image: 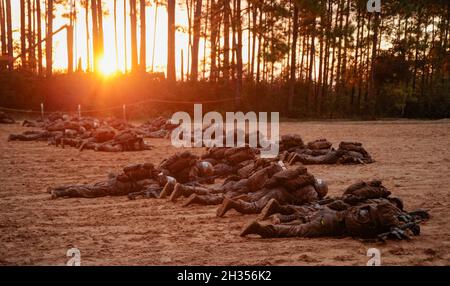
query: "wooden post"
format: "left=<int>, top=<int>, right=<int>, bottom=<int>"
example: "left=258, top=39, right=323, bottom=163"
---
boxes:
left=122, top=104, right=127, bottom=122
left=40, top=103, right=44, bottom=121
left=181, top=49, right=184, bottom=82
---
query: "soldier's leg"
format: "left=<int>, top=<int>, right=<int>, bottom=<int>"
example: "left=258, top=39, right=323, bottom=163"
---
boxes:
left=128, top=186, right=162, bottom=200
left=271, top=214, right=307, bottom=224
left=258, top=198, right=308, bottom=220
left=8, top=133, right=40, bottom=141
left=170, top=183, right=211, bottom=202
left=241, top=208, right=344, bottom=238
left=216, top=195, right=272, bottom=217
left=79, top=139, right=96, bottom=151
left=96, top=144, right=123, bottom=152
left=159, top=181, right=176, bottom=198
left=50, top=185, right=109, bottom=199
left=182, top=193, right=224, bottom=207
left=221, top=188, right=297, bottom=218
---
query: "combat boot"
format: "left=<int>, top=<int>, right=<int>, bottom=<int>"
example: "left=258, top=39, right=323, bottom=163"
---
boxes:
left=240, top=221, right=275, bottom=238
left=216, top=197, right=239, bottom=217
left=183, top=194, right=223, bottom=207
left=216, top=198, right=260, bottom=217
left=258, top=198, right=283, bottom=220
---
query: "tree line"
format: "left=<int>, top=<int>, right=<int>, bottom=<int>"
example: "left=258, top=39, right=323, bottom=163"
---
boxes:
left=0, top=0, right=449, bottom=118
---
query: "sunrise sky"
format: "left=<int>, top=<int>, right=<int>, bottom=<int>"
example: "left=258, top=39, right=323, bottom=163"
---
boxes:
left=8, top=0, right=255, bottom=78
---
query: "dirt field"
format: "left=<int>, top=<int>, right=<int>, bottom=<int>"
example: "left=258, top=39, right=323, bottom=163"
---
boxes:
left=0, top=120, right=449, bottom=266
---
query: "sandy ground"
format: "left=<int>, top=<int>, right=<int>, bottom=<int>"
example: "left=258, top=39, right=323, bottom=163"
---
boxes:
left=0, top=120, right=449, bottom=266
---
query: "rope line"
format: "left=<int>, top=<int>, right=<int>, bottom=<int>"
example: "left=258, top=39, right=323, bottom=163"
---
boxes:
left=0, top=97, right=236, bottom=114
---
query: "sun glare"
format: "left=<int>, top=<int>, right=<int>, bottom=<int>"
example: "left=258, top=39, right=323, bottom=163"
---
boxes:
left=98, top=56, right=117, bottom=77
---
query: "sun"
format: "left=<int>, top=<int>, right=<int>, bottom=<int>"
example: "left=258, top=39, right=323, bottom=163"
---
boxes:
left=98, top=56, right=117, bottom=77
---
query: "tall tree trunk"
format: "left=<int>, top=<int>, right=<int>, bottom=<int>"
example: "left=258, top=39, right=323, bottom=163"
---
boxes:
left=91, top=0, right=99, bottom=72
left=5, top=0, right=12, bottom=69
left=340, top=0, right=350, bottom=108
left=167, top=0, right=176, bottom=81
left=202, top=0, right=209, bottom=79
left=246, top=0, right=250, bottom=75
left=84, top=0, right=90, bottom=72
left=231, top=0, right=236, bottom=81
left=27, top=0, right=35, bottom=71
left=321, top=0, right=332, bottom=112
left=334, top=0, right=344, bottom=114
left=139, top=0, right=146, bottom=72
left=250, top=2, right=257, bottom=79
left=308, top=19, right=316, bottom=110
left=66, top=0, right=74, bottom=74
left=286, top=1, right=292, bottom=81
left=67, top=21, right=74, bottom=73
left=368, top=12, right=380, bottom=114
left=351, top=5, right=361, bottom=112
left=0, top=0, right=7, bottom=55
left=223, top=0, right=231, bottom=80
left=209, top=0, right=217, bottom=81
left=316, top=1, right=325, bottom=113
left=412, top=9, right=422, bottom=93
left=329, top=3, right=339, bottom=112
left=185, top=0, right=192, bottom=80
left=256, top=5, right=262, bottom=83
left=36, top=0, right=42, bottom=74
left=46, top=0, right=53, bottom=76
left=288, top=2, right=299, bottom=114
left=235, top=0, right=242, bottom=108
left=190, top=0, right=202, bottom=81
left=151, top=2, right=158, bottom=71
left=129, top=0, right=138, bottom=72
left=364, top=14, right=371, bottom=103
left=300, top=35, right=305, bottom=81
left=97, top=0, right=104, bottom=57
left=20, top=0, right=27, bottom=68
left=114, top=0, right=119, bottom=71
left=124, top=0, right=127, bottom=72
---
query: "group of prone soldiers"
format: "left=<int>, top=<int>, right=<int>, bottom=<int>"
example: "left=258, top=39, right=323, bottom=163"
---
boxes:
left=240, top=179, right=429, bottom=241
left=278, top=135, right=373, bottom=165
left=8, top=113, right=151, bottom=152
left=48, top=145, right=428, bottom=241
left=49, top=146, right=329, bottom=220
left=133, top=116, right=180, bottom=138
left=49, top=146, right=258, bottom=199
left=0, top=111, right=15, bottom=124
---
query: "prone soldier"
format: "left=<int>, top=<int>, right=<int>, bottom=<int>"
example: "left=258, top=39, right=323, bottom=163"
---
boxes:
left=241, top=180, right=428, bottom=241
left=49, top=163, right=161, bottom=199
left=214, top=166, right=328, bottom=217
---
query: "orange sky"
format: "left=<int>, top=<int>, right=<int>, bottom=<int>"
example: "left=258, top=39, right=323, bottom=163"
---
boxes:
left=8, top=0, right=255, bottom=79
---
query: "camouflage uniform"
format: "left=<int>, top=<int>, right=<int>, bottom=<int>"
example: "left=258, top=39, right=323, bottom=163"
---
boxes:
left=94, top=130, right=150, bottom=152
left=215, top=165, right=325, bottom=217
left=50, top=163, right=160, bottom=199
left=8, top=130, right=60, bottom=141
left=285, top=140, right=373, bottom=165
left=242, top=180, right=428, bottom=240
left=201, top=146, right=257, bottom=177
left=169, top=161, right=283, bottom=204
left=158, top=151, right=201, bottom=183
